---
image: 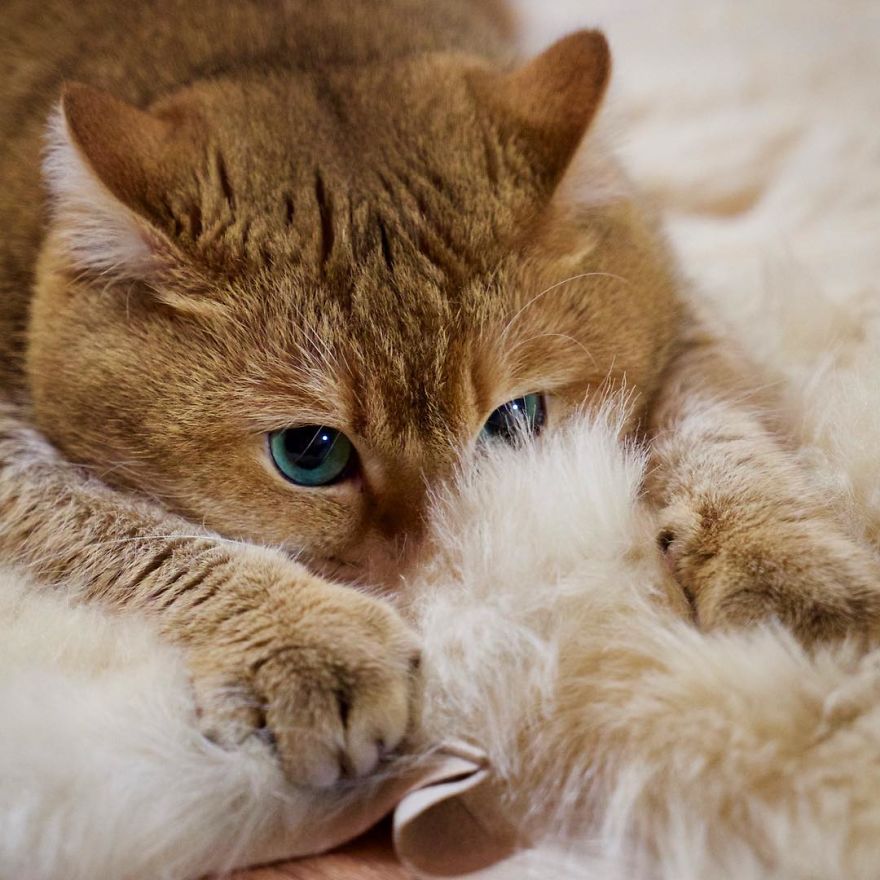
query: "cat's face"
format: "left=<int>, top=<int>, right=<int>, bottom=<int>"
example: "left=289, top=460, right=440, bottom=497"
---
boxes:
left=29, top=32, right=680, bottom=586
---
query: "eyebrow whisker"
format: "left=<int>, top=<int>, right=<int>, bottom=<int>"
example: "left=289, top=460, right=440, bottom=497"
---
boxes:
left=507, top=331, right=599, bottom=370
left=501, top=272, right=631, bottom=340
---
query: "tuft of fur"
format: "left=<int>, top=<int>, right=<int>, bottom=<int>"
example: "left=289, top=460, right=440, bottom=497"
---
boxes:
left=409, top=406, right=880, bottom=878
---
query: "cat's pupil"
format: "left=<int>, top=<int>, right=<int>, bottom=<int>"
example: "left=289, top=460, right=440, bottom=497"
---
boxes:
left=283, top=427, right=337, bottom=470
left=481, top=394, right=546, bottom=444
left=269, top=426, right=354, bottom=487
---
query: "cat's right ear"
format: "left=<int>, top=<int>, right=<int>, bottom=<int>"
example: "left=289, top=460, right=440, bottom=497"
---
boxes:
left=44, top=83, right=196, bottom=285
left=475, top=31, right=612, bottom=195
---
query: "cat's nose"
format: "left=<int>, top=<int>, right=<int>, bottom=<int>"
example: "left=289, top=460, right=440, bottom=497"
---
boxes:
left=374, top=492, right=427, bottom=545
left=364, top=467, right=435, bottom=559
left=361, top=453, right=460, bottom=572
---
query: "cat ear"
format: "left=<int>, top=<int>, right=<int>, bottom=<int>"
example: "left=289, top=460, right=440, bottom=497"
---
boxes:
left=484, top=30, right=611, bottom=189
left=43, top=83, right=191, bottom=281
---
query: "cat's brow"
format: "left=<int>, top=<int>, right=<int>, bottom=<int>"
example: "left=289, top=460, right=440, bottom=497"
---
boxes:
left=501, top=272, right=632, bottom=340
left=507, top=332, right=599, bottom=369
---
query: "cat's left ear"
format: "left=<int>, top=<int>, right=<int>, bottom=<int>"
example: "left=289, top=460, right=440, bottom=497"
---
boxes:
left=43, top=83, right=200, bottom=286
left=478, top=30, right=612, bottom=191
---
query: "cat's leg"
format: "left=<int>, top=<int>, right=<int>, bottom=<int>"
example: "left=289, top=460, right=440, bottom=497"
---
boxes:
left=645, top=327, right=880, bottom=645
left=0, top=402, right=418, bottom=786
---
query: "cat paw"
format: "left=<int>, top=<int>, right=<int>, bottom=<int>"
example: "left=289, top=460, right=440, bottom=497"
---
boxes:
left=657, top=499, right=880, bottom=646
left=186, top=573, right=420, bottom=788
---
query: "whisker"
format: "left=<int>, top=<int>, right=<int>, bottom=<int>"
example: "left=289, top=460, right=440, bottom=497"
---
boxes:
left=72, top=533, right=245, bottom=551
left=507, top=332, right=599, bottom=369
left=501, top=272, right=631, bottom=340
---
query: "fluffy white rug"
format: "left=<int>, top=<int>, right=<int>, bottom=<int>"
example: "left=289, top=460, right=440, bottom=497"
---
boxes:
left=3, top=0, right=880, bottom=877
left=410, top=409, right=880, bottom=880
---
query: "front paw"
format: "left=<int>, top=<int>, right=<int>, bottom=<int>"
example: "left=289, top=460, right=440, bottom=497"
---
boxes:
left=186, top=573, right=420, bottom=788
left=658, top=498, right=880, bottom=645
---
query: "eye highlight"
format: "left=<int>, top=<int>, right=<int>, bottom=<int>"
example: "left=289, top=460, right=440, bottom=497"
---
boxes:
left=481, top=393, right=546, bottom=444
left=268, top=426, right=354, bottom=487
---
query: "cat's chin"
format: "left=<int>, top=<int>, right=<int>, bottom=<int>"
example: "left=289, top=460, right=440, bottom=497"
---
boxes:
left=297, top=552, right=410, bottom=599
left=305, top=555, right=366, bottom=584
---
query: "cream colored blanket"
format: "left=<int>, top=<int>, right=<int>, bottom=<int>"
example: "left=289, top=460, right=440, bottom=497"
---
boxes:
left=3, top=1, right=880, bottom=878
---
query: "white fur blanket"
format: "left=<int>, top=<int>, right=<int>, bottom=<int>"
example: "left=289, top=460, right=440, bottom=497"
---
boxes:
left=3, top=1, right=880, bottom=877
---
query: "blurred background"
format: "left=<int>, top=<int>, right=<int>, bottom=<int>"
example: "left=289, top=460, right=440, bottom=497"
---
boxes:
left=510, top=0, right=880, bottom=334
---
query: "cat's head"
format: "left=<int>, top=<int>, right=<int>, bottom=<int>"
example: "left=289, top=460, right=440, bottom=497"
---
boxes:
left=30, top=31, right=680, bottom=586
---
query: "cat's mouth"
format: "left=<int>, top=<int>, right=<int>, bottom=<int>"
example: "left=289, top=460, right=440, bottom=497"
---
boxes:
left=299, top=551, right=408, bottom=597
left=303, top=555, right=368, bottom=586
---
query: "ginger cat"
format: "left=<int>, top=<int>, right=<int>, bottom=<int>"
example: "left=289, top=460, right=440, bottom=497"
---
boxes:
left=1, top=0, right=879, bottom=800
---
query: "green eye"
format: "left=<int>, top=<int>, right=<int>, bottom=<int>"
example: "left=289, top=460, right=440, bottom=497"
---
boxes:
left=481, top=393, right=546, bottom=444
left=269, top=426, right=354, bottom=487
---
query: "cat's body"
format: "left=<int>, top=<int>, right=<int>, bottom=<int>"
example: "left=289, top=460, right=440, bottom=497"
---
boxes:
left=1, top=0, right=879, bottom=807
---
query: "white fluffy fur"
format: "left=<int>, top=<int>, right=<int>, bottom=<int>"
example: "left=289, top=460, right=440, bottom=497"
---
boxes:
left=5, top=0, right=880, bottom=877
left=0, top=569, right=342, bottom=880
left=411, top=412, right=880, bottom=879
